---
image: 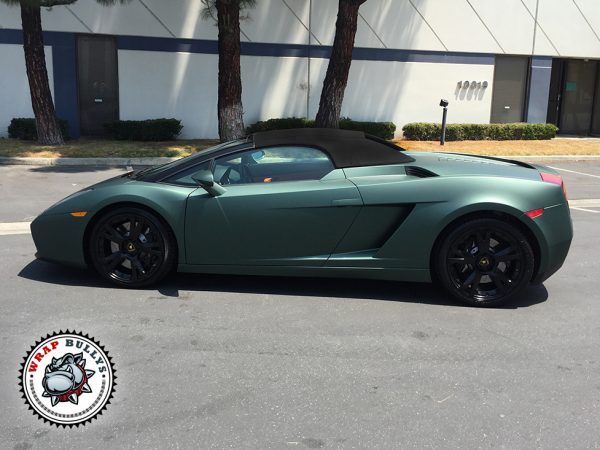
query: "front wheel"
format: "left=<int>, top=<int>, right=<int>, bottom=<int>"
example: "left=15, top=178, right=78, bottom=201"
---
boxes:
left=88, top=207, right=176, bottom=288
left=434, top=218, right=535, bottom=307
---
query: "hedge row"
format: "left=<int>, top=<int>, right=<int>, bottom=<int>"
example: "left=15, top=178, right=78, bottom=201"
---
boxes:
left=246, top=117, right=397, bottom=139
left=8, top=118, right=70, bottom=140
left=104, top=118, right=183, bottom=141
left=402, top=122, right=558, bottom=141
left=7, top=118, right=183, bottom=141
left=7, top=117, right=558, bottom=142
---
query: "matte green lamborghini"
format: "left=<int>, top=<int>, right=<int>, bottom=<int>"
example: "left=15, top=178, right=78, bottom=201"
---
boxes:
left=31, top=128, right=572, bottom=306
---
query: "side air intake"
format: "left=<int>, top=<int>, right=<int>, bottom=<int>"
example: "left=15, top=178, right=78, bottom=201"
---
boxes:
left=405, top=166, right=438, bottom=178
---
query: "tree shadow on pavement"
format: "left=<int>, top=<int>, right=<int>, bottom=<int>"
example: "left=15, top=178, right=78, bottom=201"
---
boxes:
left=19, top=259, right=548, bottom=309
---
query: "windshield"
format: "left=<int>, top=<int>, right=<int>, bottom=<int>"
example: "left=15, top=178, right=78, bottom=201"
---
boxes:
left=133, top=138, right=250, bottom=180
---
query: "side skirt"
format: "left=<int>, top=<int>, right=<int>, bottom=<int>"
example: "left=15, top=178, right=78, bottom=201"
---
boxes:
left=177, top=264, right=432, bottom=283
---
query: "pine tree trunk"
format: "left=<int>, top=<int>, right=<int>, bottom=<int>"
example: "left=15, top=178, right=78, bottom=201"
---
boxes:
left=315, top=0, right=366, bottom=129
left=20, top=1, right=64, bottom=145
left=216, top=0, right=245, bottom=142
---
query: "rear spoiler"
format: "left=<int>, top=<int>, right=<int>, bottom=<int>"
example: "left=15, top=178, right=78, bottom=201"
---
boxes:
left=443, top=152, right=537, bottom=170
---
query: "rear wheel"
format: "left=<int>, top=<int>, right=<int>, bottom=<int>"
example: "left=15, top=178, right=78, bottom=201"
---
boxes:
left=434, top=218, right=534, bottom=307
left=89, top=207, right=176, bottom=288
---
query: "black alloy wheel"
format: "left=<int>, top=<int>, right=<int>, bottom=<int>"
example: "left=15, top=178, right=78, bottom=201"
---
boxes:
left=435, top=218, right=534, bottom=307
left=89, top=207, right=176, bottom=287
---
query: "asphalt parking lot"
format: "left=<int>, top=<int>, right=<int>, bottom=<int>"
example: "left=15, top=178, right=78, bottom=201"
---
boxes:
left=0, top=160, right=599, bottom=449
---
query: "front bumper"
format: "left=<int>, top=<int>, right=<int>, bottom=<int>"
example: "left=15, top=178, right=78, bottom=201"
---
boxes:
left=31, top=213, right=89, bottom=269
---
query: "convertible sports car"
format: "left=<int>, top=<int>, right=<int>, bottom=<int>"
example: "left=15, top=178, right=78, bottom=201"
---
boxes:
left=31, top=128, right=572, bottom=306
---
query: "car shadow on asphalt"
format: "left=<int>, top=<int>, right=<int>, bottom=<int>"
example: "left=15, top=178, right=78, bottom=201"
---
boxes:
left=18, top=259, right=548, bottom=309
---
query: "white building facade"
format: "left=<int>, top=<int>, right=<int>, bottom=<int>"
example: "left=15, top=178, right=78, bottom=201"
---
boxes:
left=1, top=0, right=599, bottom=139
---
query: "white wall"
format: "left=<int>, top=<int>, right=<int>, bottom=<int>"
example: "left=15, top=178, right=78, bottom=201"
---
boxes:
left=241, top=55, right=309, bottom=126
left=2, top=0, right=600, bottom=139
left=1, top=0, right=599, bottom=57
left=308, top=58, right=494, bottom=136
left=118, top=50, right=219, bottom=138
left=0, top=44, right=54, bottom=138
left=118, top=45, right=492, bottom=139
left=119, top=50, right=311, bottom=139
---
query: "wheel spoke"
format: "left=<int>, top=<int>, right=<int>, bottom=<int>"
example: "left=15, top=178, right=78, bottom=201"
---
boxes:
left=130, top=216, right=145, bottom=241
left=490, top=270, right=511, bottom=293
left=130, top=263, right=138, bottom=281
left=494, top=245, right=519, bottom=262
left=131, top=258, right=146, bottom=281
left=103, top=252, right=125, bottom=271
left=449, top=246, right=475, bottom=265
left=448, top=256, right=466, bottom=263
left=460, top=271, right=477, bottom=290
left=102, top=226, right=125, bottom=244
left=477, top=231, right=491, bottom=253
left=471, top=273, right=482, bottom=291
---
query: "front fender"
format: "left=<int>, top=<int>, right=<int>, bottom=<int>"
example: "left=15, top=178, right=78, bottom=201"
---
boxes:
left=31, top=180, right=196, bottom=267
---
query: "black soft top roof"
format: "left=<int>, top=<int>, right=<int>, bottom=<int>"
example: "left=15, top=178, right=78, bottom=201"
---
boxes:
left=252, top=128, right=414, bottom=168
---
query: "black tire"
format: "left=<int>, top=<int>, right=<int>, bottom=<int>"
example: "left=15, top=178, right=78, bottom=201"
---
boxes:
left=88, top=206, right=176, bottom=288
left=434, top=218, right=534, bottom=307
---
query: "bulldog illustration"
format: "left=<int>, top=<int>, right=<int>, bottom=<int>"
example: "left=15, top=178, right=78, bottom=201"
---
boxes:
left=41, top=353, right=95, bottom=406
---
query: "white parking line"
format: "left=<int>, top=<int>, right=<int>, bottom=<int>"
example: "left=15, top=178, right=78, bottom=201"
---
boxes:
left=0, top=222, right=32, bottom=236
left=570, top=207, right=600, bottom=214
left=549, top=166, right=600, bottom=179
left=569, top=199, right=600, bottom=208
left=569, top=199, right=600, bottom=213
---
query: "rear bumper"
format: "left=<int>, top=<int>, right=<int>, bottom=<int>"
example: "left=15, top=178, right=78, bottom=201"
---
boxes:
left=527, top=202, right=573, bottom=284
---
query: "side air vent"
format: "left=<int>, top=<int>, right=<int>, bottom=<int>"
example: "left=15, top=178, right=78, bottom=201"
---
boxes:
left=405, top=166, right=438, bottom=178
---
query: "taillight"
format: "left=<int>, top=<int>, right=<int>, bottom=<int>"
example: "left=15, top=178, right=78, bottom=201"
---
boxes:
left=540, top=172, right=567, bottom=199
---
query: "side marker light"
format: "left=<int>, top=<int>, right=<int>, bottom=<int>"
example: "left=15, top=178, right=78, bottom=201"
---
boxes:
left=525, top=208, right=544, bottom=219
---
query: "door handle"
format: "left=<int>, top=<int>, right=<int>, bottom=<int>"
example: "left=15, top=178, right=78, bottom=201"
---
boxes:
left=331, top=198, right=362, bottom=207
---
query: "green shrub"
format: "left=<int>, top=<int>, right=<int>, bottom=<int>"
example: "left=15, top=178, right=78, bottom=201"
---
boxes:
left=246, top=117, right=397, bottom=139
left=246, top=117, right=313, bottom=134
left=402, top=122, right=558, bottom=141
left=338, top=118, right=396, bottom=139
left=104, top=118, right=183, bottom=141
left=8, top=117, right=70, bottom=140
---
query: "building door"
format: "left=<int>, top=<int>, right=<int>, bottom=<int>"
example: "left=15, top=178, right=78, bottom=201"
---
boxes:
left=76, top=35, right=119, bottom=135
left=591, top=67, right=600, bottom=136
left=546, top=59, right=565, bottom=127
left=490, top=56, right=529, bottom=123
left=559, top=59, right=597, bottom=135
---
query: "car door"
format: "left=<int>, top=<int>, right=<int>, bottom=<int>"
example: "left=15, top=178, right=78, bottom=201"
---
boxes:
left=182, top=146, right=363, bottom=266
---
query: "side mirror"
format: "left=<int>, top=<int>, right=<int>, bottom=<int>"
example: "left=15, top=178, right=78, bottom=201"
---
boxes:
left=191, top=170, right=226, bottom=197
left=251, top=150, right=265, bottom=161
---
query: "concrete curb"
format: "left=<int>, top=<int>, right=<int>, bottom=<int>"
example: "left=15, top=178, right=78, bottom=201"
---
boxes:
left=1, top=154, right=600, bottom=167
left=0, top=156, right=178, bottom=166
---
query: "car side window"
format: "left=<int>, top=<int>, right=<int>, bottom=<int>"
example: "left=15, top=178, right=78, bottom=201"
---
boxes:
left=164, top=161, right=211, bottom=186
left=213, top=146, right=334, bottom=185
